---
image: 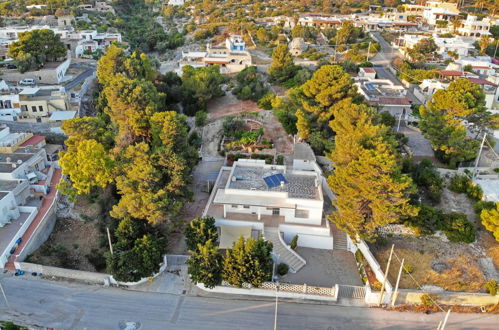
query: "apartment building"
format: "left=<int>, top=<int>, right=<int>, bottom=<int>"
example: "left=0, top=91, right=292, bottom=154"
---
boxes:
left=458, top=15, right=492, bottom=37
left=422, top=1, right=460, bottom=26
left=18, top=87, right=70, bottom=122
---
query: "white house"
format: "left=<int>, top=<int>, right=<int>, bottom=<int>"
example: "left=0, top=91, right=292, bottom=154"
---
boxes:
left=168, top=0, right=185, bottom=6
left=395, top=34, right=476, bottom=58
left=422, top=1, right=460, bottom=26
left=204, top=144, right=336, bottom=272
left=458, top=15, right=492, bottom=38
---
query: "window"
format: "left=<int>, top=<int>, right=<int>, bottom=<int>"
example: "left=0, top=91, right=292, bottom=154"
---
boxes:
left=31, top=106, right=37, bottom=112
left=272, top=208, right=280, bottom=215
left=0, top=100, right=3, bottom=108
left=21, top=105, right=27, bottom=112
left=4, top=100, right=11, bottom=108
left=38, top=106, right=43, bottom=112
left=231, top=204, right=239, bottom=208
left=243, top=205, right=250, bottom=209
left=295, top=209, right=309, bottom=219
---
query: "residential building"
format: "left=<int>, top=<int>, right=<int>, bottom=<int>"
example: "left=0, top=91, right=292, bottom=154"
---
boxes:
left=457, top=15, right=491, bottom=37
left=358, top=67, right=376, bottom=79
left=289, top=38, right=308, bottom=56
left=354, top=74, right=412, bottom=118
left=168, top=0, right=185, bottom=6
left=179, top=35, right=252, bottom=74
left=18, top=87, right=71, bottom=122
left=395, top=34, right=476, bottom=58
left=422, top=1, right=460, bottom=26
left=204, top=143, right=336, bottom=272
left=0, top=81, right=20, bottom=121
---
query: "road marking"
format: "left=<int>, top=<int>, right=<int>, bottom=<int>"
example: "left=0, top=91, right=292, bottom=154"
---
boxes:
left=201, top=301, right=287, bottom=317
left=169, top=295, right=185, bottom=324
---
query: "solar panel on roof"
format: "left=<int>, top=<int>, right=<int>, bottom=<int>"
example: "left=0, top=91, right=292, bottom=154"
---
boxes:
left=263, top=174, right=287, bottom=188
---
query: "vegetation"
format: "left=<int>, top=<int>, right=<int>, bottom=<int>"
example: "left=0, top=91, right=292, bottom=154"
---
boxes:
left=480, top=203, right=499, bottom=241
left=181, top=65, right=225, bottom=115
left=290, top=235, right=298, bottom=250
left=420, top=79, right=494, bottom=167
left=406, top=38, right=438, bottom=64
left=8, top=29, right=66, bottom=72
left=186, top=239, right=223, bottom=289
left=277, top=263, right=289, bottom=276
left=269, top=44, right=298, bottom=84
left=59, top=46, right=201, bottom=280
left=406, top=159, right=444, bottom=203
left=484, top=279, right=498, bottom=296
left=185, top=217, right=218, bottom=252
left=223, top=236, right=273, bottom=288
left=449, top=174, right=483, bottom=201
left=232, top=66, right=268, bottom=102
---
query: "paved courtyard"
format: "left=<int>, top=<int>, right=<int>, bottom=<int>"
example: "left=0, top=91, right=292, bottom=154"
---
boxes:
left=283, top=248, right=363, bottom=287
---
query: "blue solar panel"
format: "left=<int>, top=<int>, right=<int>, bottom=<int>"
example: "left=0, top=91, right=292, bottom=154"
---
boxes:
left=264, top=174, right=287, bottom=188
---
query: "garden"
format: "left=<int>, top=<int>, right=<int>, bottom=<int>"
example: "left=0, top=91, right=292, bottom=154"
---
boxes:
left=220, top=115, right=273, bottom=154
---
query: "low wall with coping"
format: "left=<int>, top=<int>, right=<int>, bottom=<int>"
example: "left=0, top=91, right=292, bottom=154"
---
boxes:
left=396, top=290, right=499, bottom=306
left=15, top=261, right=111, bottom=285
left=197, top=282, right=338, bottom=302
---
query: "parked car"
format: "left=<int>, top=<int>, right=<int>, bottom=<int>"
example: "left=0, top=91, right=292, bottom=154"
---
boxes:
left=19, top=78, right=35, bottom=86
left=6, top=64, right=16, bottom=69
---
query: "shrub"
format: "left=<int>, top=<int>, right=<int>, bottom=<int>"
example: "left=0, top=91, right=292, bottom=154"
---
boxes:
left=276, top=155, right=285, bottom=165
left=86, top=249, right=107, bottom=272
left=257, top=93, right=276, bottom=110
left=404, top=204, right=444, bottom=236
left=439, top=212, right=476, bottom=243
left=403, top=264, right=415, bottom=274
left=420, top=293, right=437, bottom=307
left=473, top=200, right=495, bottom=214
left=277, top=263, right=289, bottom=276
left=411, top=159, right=443, bottom=203
left=290, top=235, right=298, bottom=250
left=449, top=174, right=470, bottom=193
left=195, top=111, right=207, bottom=126
left=484, top=279, right=498, bottom=296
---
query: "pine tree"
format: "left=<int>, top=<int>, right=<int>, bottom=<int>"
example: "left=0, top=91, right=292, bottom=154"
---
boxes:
left=222, top=237, right=273, bottom=288
left=269, top=44, right=297, bottom=83
left=184, top=216, right=218, bottom=252
left=481, top=203, right=499, bottom=241
left=186, top=240, right=223, bottom=288
left=295, top=109, right=311, bottom=139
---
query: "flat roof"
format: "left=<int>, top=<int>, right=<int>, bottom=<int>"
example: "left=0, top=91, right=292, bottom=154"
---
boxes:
left=0, top=180, right=20, bottom=192
left=19, top=87, right=40, bottom=95
left=49, top=111, right=76, bottom=121
left=228, top=165, right=319, bottom=199
left=474, top=179, right=499, bottom=202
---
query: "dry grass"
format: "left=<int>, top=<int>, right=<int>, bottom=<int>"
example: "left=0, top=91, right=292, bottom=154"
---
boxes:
left=372, top=237, right=487, bottom=292
left=488, top=244, right=499, bottom=269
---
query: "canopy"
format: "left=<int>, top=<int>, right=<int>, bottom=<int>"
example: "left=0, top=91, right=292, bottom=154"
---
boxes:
left=219, top=225, right=252, bottom=249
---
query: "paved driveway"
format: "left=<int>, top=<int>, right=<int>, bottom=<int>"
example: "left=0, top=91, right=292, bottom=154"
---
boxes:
left=283, top=248, right=362, bottom=287
left=398, top=123, right=434, bottom=157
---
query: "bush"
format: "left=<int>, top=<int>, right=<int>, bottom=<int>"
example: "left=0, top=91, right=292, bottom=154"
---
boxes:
left=195, top=111, right=207, bottom=126
left=403, top=264, right=415, bottom=274
left=484, top=279, right=498, bottom=296
left=290, top=235, right=298, bottom=250
left=404, top=204, right=444, bottom=236
left=449, top=174, right=483, bottom=201
left=473, top=200, right=495, bottom=214
left=257, top=93, right=276, bottom=110
left=420, top=293, right=437, bottom=307
left=86, top=249, right=107, bottom=272
left=411, top=159, right=443, bottom=203
left=276, top=155, right=285, bottom=165
left=277, top=263, right=289, bottom=276
left=439, top=212, right=476, bottom=243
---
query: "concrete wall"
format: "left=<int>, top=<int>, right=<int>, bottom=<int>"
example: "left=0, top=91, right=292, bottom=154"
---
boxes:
left=0, top=206, right=37, bottom=268
left=16, top=199, right=57, bottom=261
left=395, top=290, right=499, bottom=306
left=15, top=261, right=110, bottom=285
left=357, top=240, right=393, bottom=292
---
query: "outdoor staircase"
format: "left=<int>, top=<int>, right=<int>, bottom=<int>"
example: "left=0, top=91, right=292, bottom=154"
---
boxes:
left=264, top=227, right=306, bottom=273
left=331, top=223, right=349, bottom=250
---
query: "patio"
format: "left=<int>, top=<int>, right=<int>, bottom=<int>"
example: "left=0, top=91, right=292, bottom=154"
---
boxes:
left=282, top=248, right=363, bottom=287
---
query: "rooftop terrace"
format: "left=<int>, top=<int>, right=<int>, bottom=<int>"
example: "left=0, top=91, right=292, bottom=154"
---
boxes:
left=228, top=165, right=319, bottom=199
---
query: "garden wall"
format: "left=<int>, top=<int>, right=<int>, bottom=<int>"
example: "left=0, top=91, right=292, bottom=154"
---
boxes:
left=395, top=290, right=499, bottom=306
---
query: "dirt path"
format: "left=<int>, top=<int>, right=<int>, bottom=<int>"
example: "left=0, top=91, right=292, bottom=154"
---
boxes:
left=206, top=92, right=262, bottom=122
left=260, top=110, right=294, bottom=154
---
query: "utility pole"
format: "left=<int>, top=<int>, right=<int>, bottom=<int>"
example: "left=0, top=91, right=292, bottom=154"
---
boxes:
left=473, top=133, right=487, bottom=180
left=274, top=282, right=279, bottom=330
left=106, top=227, right=113, bottom=255
left=494, top=39, right=499, bottom=60
left=367, top=41, right=371, bottom=62
left=379, top=244, right=394, bottom=306
left=0, top=282, right=9, bottom=309
left=437, top=309, right=451, bottom=330
left=391, top=258, right=404, bottom=306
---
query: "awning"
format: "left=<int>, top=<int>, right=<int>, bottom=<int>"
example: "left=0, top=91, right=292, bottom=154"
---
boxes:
left=219, top=225, right=252, bottom=249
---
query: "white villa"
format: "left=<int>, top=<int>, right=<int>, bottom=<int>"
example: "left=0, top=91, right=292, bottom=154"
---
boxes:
left=204, top=143, right=338, bottom=272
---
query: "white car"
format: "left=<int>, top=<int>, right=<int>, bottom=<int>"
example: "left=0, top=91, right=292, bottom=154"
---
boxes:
left=19, top=78, right=35, bottom=86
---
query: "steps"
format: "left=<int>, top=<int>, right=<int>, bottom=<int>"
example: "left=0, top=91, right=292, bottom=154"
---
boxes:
left=264, top=227, right=306, bottom=273
left=331, top=223, right=349, bottom=250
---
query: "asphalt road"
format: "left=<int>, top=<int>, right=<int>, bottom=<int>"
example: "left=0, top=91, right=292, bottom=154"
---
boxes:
left=370, top=31, right=402, bottom=66
left=1, top=277, right=497, bottom=329
left=64, top=68, right=95, bottom=91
